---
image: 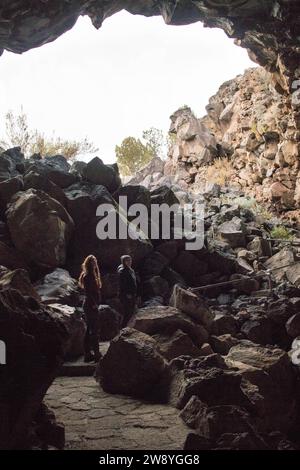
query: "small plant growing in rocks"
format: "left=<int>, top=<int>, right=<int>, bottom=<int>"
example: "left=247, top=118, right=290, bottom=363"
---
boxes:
left=270, top=225, right=295, bottom=240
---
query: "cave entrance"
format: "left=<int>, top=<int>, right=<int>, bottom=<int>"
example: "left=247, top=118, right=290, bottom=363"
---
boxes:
left=1, top=2, right=300, bottom=452
left=0, top=10, right=254, bottom=167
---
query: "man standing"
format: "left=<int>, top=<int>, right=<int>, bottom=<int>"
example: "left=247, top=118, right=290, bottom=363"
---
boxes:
left=118, top=255, right=138, bottom=327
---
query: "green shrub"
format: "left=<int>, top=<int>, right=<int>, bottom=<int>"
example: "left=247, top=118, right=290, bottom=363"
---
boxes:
left=270, top=225, right=294, bottom=240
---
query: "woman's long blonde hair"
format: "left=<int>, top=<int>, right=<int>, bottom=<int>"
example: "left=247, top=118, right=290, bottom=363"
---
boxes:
left=79, top=255, right=102, bottom=289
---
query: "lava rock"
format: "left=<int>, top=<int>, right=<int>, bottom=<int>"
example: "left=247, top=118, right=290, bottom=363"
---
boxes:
left=49, top=303, right=86, bottom=359
left=83, top=157, right=121, bottom=193
left=0, top=176, right=24, bottom=213
left=286, top=314, right=300, bottom=338
left=34, top=268, right=80, bottom=306
left=133, top=306, right=209, bottom=348
left=0, top=288, right=70, bottom=449
left=0, top=241, right=27, bottom=270
left=6, top=189, right=74, bottom=268
left=168, top=356, right=249, bottom=410
left=24, top=171, right=67, bottom=207
left=169, top=284, right=214, bottom=330
left=154, top=330, right=202, bottom=361
left=218, top=217, right=246, bottom=248
left=0, top=266, right=40, bottom=301
left=25, top=157, right=77, bottom=188
left=95, top=328, right=167, bottom=400
left=97, top=304, right=122, bottom=341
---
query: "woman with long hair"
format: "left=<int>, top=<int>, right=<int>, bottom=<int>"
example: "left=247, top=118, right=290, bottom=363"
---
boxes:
left=79, top=255, right=102, bottom=362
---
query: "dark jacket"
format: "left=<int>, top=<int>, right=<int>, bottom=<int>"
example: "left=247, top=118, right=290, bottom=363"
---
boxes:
left=82, top=274, right=101, bottom=316
left=117, top=264, right=138, bottom=297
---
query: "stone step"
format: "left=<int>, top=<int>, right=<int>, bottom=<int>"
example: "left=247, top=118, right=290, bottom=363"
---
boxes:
left=58, top=357, right=96, bottom=377
left=58, top=342, right=110, bottom=377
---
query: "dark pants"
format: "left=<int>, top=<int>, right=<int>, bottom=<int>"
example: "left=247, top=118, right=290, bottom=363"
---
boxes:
left=83, top=302, right=99, bottom=357
left=120, top=295, right=136, bottom=327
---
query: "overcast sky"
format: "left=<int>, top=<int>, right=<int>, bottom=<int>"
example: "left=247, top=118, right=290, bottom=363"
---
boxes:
left=0, top=10, right=255, bottom=163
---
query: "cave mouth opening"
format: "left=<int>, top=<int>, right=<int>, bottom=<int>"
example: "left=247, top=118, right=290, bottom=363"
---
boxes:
left=1, top=1, right=300, bottom=452
left=0, top=10, right=255, bottom=166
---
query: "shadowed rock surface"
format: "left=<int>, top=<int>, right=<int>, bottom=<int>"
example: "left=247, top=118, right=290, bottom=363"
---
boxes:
left=0, top=289, right=70, bottom=449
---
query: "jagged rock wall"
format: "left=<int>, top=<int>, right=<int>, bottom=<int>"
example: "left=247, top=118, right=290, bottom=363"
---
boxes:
left=0, top=288, right=70, bottom=449
left=167, top=67, right=300, bottom=217
left=0, top=1, right=300, bottom=96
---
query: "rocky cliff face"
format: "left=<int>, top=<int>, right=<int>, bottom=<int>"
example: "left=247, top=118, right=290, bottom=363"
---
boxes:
left=167, top=67, right=300, bottom=220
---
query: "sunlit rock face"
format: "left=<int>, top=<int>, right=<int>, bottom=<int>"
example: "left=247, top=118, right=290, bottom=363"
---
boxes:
left=167, top=67, right=300, bottom=214
left=0, top=1, right=299, bottom=93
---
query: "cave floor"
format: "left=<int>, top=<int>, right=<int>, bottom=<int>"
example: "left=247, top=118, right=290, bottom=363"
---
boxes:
left=45, top=376, right=189, bottom=450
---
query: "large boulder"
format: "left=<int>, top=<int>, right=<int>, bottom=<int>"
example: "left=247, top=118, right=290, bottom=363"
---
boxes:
left=0, top=242, right=27, bottom=270
left=23, top=171, right=67, bottom=208
left=169, top=107, right=217, bottom=167
left=240, top=318, right=276, bottom=345
left=286, top=314, right=300, bottom=338
left=83, top=157, right=121, bottom=193
left=126, top=157, right=165, bottom=187
left=154, top=330, right=202, bottom=361
left=286, top=262, right=300, bottom=288
left=34, top=268, right=80, bottom=306
left=141, top=251, right=169, bottom=277
left=6, top=189, right=74, bottom=268
left=0, top=288, right=69, bottom=449
left=226, top=342, right=294, bottom=384
left=69, top=160, right=87, bottom=177
left=49, top=303, right=86, bottom=359
left=170, top=284, right=214, bottom=330
left=142, top=275, right=170, bottom=300
left=0, top=221, right=11, bottom=245
left=1, top=147, right=25, bottom=170
left=172, top=251, right=208, bottom=285
left=95, top=328, right=167, bottom=400
left=180, top=396, right=258, bottom=442
left=225, top=342, right=296, bottom=432
left=0, top=176, right=24, bottom=213
left=211, top=313, right=238, bottom=336
left=168, top=355, right=249, bottom=410
left=210, top=334, right=239, bottom=355
left=63, top=187, right=94, bottom=225
left=150, top=185, right=179, bottom=206
left=133, top=306, right=209, bottom=348
left=0, top=149, right=22, bottom=181
left=97, top=304, right=122, bottom=341
left=204, top=249, right=236, bottom=275
left=161, top=266, right=187, bottom=288
left=114, top=185, right=151, bottom=211
left=264, top=248, right=295, bottom=282
left=214, top=432, right=269, bottom=451
left=24, top=156, right=77, bottom=188
left=64, top=182, right=115, bottom=226
left=218, top=217, right=246, bottom=248
left=0, top=266, right=40, bottom=301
